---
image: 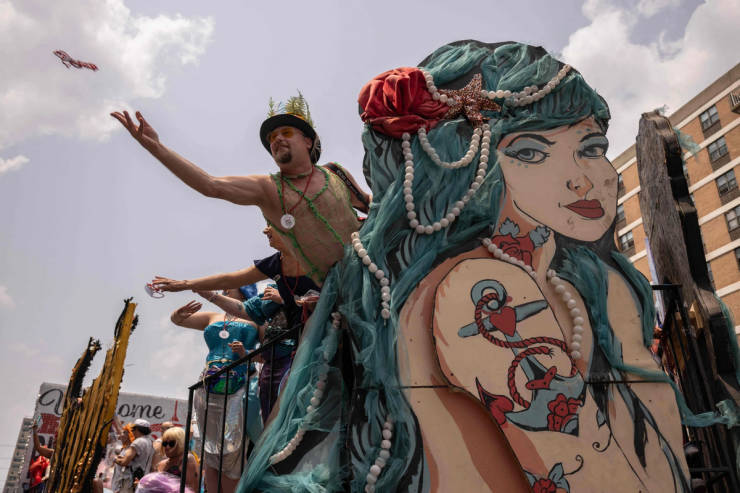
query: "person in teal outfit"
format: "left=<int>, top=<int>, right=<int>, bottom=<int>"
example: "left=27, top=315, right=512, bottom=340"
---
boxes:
left=170, top=287, right=262, bottom=493
left=193, top=283, right=295, bottom=424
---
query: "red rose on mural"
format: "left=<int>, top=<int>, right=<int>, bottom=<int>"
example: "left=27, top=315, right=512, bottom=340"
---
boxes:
left=532, top=478, right=557, bottom=493
left=546, top=393, right=582, bottom=432
left=491, top=233, right=536, bottom=267
left=358, top=67, right=449, bottom=138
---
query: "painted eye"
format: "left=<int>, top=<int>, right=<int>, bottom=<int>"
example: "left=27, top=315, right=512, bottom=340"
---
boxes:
left=580, top=144, right=607, bottom=158
left=508, top=148, right=548, bottom=164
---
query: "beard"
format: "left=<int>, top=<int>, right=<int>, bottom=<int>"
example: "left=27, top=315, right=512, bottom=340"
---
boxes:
left=275, top=147, right=292, bottom=164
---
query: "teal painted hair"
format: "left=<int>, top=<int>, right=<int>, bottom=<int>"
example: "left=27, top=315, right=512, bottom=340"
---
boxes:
left=238, top=41, right=716, bottom=493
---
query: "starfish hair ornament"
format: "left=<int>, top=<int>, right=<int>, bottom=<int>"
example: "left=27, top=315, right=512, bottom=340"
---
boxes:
left=439, top=74, right=501, bottom=127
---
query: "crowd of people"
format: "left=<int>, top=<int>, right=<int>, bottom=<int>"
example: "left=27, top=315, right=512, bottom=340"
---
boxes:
left=31, top=417, right=198, bottom=493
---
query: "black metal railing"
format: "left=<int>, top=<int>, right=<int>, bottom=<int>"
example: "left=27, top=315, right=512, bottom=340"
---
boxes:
left=180, top=325, right=300, bottom=493
left=652, top=284, right=739, bottom=492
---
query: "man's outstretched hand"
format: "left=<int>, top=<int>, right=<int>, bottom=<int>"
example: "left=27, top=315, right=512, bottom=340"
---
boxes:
left=151, top=276, right=188, bottom=292
left=111, top=110, right=160, bottom=153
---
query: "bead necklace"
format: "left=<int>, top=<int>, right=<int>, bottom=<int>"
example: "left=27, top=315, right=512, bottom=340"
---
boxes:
left=280, top=167, right=314, bottom=179
left=269, top=311, right=341, bottom=464
left=480, top=238, right=584, bottom=360
left=482, top=64, right=572, bottom=107
left=351, top=232, right=391, bottom=320
left=420, top=64, right=571, bottom=111
left=364, top=416, right=394, bottom=493
left=279, top=165, right=316, bottom=230
left=401, top=123, right=490, bottom=235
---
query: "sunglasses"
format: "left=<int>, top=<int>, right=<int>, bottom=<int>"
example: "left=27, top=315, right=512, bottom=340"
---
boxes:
left=267, top=127, right=296, bottom=144
left=162, top=440, right=177, bottom=448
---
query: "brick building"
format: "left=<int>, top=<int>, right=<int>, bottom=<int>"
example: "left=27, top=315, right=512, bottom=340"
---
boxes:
left=612, top=63, right=740, bottom=333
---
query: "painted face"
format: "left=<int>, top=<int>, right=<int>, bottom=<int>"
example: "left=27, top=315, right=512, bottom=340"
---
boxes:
left=268, top=125, right=311, bottom=165
left=497, top=117, right=617, bottom=241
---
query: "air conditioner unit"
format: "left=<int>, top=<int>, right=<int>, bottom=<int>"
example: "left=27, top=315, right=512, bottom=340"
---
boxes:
left=731, top=91, right=740, bottom=114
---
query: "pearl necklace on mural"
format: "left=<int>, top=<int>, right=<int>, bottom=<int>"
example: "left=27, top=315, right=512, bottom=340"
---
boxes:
left=268, top=311, right=342, bottom=465
left=420, top=68, right=456, bottom=106
left=482, top=64, right=572, bottom=107
left=401, top=123, right=490, bottom=235
left=364, top=417, right=394, bottom=493
left=546, top=268, right=585, bottom=360
left=481, top=238, right=537, bottom=278
left=351, top=232, right=391, bottom=320
left=480, top=238, right=584, bottom=360
left=417, top=125, right=482, bottom=169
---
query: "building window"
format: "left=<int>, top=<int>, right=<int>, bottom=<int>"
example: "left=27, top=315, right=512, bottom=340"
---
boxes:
left=616, top=203, right=625, bottom=224
left=707, top=262, right=714, bottom=288
left=708, top=136, right=728, bottom=162
left=682, top=162, right=690, bottom=185
left=619, top=231, right=634, bottom=252
left=735, top=248, right=740, bottom=269
left=617, top=173, right=625, bottom=194
left=716, top=169, right=738, bottom=196
left=699, top=105, right=719, bottom=130
left=725, top=205, right=740, bottom=232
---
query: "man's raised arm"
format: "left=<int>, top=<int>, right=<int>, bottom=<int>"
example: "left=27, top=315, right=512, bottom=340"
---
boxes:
left=111, top=110, right=270, bottom=206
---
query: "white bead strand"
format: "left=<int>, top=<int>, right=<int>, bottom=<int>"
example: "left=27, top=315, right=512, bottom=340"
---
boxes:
left=546, top=269, right=584, bottom=360
left=417, top=126, right=482, bottom=169
left=480, top=237, right=537, bottom=279
left=480, top=238, right=585, bottom=360
left=402, top=123, right=490, bottom=235
left=483, top=64, right=571, bottom=107
left=352, top=232, right=391, bottom=320
left=420, top=69, right=455, bottom=107
left=364, top=416, right=394, bottom=493
left=269, top=312, right=342, bottom=465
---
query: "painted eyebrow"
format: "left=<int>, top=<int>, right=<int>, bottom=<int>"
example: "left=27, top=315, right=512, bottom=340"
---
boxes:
left=580, top=132, right=606, bottom=142
left=506, top=133, right=555, bottom=147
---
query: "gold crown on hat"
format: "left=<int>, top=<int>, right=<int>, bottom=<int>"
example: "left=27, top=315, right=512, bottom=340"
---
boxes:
left=267, top=91, right=315, bottom=128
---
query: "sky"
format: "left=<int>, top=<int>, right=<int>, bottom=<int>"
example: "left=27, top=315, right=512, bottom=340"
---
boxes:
left=1, top=0, right=738, bottom=479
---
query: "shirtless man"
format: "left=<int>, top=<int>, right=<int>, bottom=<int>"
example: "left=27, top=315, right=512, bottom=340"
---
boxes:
left=111, top=100, right=369, bottom=284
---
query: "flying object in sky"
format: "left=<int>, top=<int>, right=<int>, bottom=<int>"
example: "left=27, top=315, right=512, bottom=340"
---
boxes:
left=53, top=50, right=99, bottom=71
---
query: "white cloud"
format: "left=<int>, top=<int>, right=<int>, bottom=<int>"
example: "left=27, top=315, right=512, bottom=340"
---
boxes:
left=0, top=285, right=15, bottom=308
left=637, top=0, right=682, bottom=17
left=0, top=0, right=214, bottom=151
left=562, top=0, right=740, bottom=158
left=0, top=154, right=29, bottom=175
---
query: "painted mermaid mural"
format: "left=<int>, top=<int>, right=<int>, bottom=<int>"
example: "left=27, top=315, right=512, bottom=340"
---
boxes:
left=238, top=41, right=703, bottom=492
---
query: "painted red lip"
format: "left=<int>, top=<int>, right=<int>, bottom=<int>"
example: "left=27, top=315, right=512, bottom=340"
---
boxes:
left=565, top=199, right=604, bottom=219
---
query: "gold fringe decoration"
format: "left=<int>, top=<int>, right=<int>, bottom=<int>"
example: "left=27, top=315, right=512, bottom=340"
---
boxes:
left=45, top=299, right=138, bottom=493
